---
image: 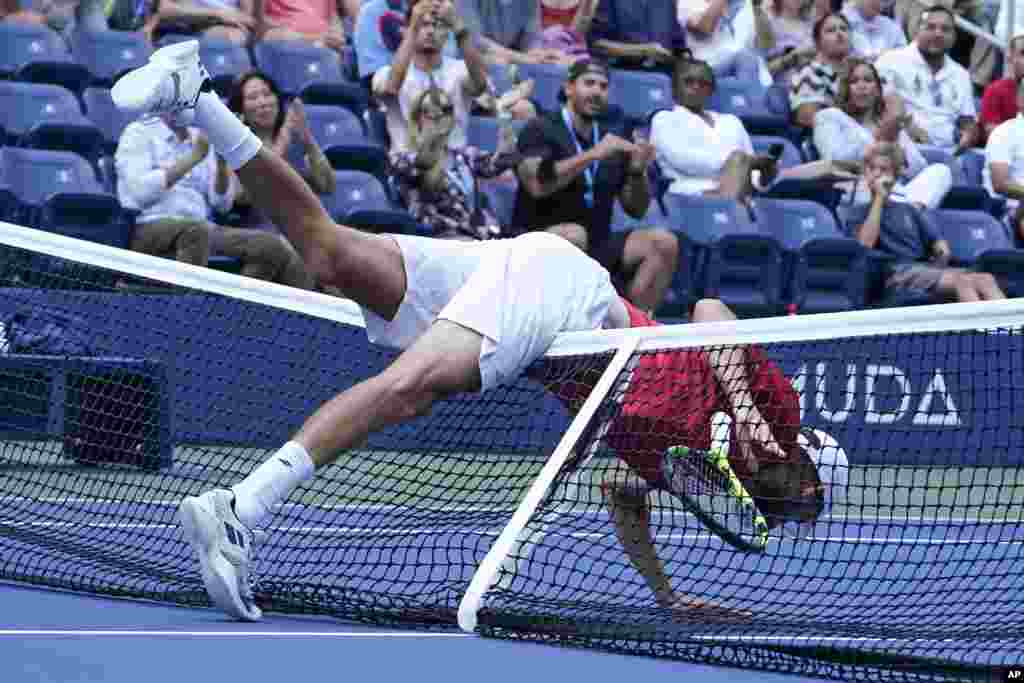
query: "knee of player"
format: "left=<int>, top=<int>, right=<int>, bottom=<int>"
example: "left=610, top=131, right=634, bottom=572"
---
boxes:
left=648, top=230, right=679, bottom=266
left=691, top=298, right=732, bottom=322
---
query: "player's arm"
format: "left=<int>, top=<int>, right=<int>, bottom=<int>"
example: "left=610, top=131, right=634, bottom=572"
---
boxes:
left=601, top=472, right=678, bottom=607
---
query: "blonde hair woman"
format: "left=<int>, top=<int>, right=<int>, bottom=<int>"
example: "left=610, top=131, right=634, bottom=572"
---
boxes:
left=389, top=86, right=524, bottom=240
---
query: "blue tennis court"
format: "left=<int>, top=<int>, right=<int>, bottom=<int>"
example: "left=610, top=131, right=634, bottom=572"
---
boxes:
left=2, top=495, right=1020, bottom=682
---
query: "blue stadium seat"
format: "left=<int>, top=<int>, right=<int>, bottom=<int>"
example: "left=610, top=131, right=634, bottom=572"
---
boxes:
left=19, top=120, right=107, bottom=170
left=324, top=144, right=393, bottom=199
left=3, top=148, right=105, bottom=210
left=0, top=82, right=95, bottom=147
left=82, top=87, right=138, bottom=154
left=478, top=178, right=518, bottom=232
left=252, top=40, right=345, bottom=96
left=753, top=198, right=868, bottom=313
left=709, top=79, right=790, bottom=139
left=0, top=22, right=70, bottom=76
left=751, top=135, right=802, bottom=171
left=608, top=69, right=673, bottom=124
left=660, top=193, right=782, bottom=316
left=320, top=170, right=394, bottom=223
left=71, top=29, right=152, bottom=86
left=342, top=208, right=427, bottom=236
left=300, top=81, right=371, bottom=121
left=466, top=115, right=526, bottom=153
left=926, top=208, right=1014, bottom=263
left=516, top=63, right=570, bottom=113
left=199, top=36, right=253, bottom=96
left=959, top=149, right=985, bottom=187
left=305, top=105, right=367, bottom=150
left=37, top=192, right=130, bottom=248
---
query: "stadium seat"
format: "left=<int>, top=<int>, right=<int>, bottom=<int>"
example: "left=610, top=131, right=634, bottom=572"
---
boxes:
left=320, top=170, right=394, bottom=223
left=751, top=135, right=802, bottom=171
left=252, top=40, right=345, bottom=96
left=19, top=120, right=107, bottom=171
left=0, top=82, right=85, bottom=140
left=660, top=193, right=780, bottom=316
left=753, top=198, right=868, bottom=313
left=928, top=208, right=1024, bottom=296
left=300, top=81, right=371, bottom=121
left=342, top=208, right=427, bottom=236
left=71, top=29, right=153, bottom=86
left=709, top=79, right=790, bottom=139
left=0, top=23, right=92, bottom=93
left=516, top=63, right=570, bottom=113
left=304, top=105, right=367, bottom=151
left=608, top=69, right=673, bottom=124
left=466, top=115, right=525, bottom=153
left=198, top=36, right=253, bottom=96
left=37, top=192, right=130, bottom=249
left=324, top=144, right=393, bottom=199
left=959, top=149, right=985, bottom=187
left=82, top=87, right=137, bottom=154
left=3, top=148, right=106, bottom=223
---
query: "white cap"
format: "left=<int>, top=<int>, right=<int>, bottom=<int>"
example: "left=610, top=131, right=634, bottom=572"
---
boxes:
left=781, top=428, right=849, bottom=540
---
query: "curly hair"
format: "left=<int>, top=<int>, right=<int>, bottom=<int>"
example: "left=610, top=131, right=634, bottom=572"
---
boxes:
left=834, top=58, right=886, bottom=120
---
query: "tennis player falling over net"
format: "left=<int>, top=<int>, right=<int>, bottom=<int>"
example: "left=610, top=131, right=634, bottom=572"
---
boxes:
left=110, top=38, right=842, bottom=623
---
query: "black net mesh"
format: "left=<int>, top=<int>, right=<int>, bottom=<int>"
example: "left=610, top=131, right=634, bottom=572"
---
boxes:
left=0, top=236, right=1020, bottom=682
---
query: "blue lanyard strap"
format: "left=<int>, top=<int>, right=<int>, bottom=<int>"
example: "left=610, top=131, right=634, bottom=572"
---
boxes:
left=561, top=107, right=600, bottom=207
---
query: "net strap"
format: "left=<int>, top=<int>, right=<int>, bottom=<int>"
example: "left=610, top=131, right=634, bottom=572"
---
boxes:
left=457, top=338, right=638, bottom=633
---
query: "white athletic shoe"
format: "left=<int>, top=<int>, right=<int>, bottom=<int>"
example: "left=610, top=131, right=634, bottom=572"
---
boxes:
left=110, top=39, right=210, bottom=123
left=179, top=489, right=263, bottom=621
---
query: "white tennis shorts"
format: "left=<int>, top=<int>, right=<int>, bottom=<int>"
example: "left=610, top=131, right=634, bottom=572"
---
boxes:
left=361, top=232, right=619, bottom=390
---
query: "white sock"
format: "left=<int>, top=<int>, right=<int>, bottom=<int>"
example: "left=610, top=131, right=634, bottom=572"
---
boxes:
left=231, top=441, right=315, bottom=529
left=194, top=91, right=262, bottom=171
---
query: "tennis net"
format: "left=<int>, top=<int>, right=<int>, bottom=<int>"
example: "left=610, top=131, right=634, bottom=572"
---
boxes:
left=0, top=221, right=1020, bottom=681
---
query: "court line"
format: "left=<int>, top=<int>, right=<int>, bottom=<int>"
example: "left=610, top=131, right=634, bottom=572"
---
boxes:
left=0, top=630, right=475, bottom=638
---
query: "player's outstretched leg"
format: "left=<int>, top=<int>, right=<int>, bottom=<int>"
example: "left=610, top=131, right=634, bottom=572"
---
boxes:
left=111, top=39, right=407, bottom=322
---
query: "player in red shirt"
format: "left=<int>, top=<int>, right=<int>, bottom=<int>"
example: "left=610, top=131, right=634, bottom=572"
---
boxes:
left=548, top=297, right=841, bottom=619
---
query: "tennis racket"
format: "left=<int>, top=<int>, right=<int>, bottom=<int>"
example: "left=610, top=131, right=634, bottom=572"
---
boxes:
left=661, top=445, right=769, bottom=553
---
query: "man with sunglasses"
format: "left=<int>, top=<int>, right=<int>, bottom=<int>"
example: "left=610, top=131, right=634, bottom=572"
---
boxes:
left=874, top=5, right=979, bottom=155
left=512, top=58, right=681, bottom=316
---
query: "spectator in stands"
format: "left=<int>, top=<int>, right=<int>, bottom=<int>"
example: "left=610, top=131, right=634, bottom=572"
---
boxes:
left=760, top=0, right=819, bottom=85
left=875, top=6, right=979, bottom=154
left=0, top=0, right=117, bottom=38
left=978, top=32, right=1024, bottom=142
left=148, top=0, right=257, bottom=44
left=588, top=0, right=689, bottom=74
left=814, top=58, right=952, bottom=209
left=844, top=141, right=1005, bottom=302
left=677, top=0, right=775, bottom=85
left=842, top=0, right=907, bottom=61
left=898, top=0, right=995, bottom=91
left=116, top=115, right=313, bottom=288
left=390, top=85, right=523, bottom=239
left=260, top=0, right=347, bottom=54
left=372, top=0, right=489, bottom=153
left=456, top=0, right=553, bottom=66
left=512, top=58, right=680, bottom=314
left=354, top=0, right=460, bottom=87
left=790, top=12, right=852, bottom=129
left=530, top=0, right=599, bottom=64
left=984, top=77, right=1024, bottom=244
left=226, top=71, right=336, bottom=227
left=654, top=58, right=855, bottom=203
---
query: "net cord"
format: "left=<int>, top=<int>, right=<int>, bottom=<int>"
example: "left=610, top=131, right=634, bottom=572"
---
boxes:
left=456, top=338, right=638, bottom=633
left=7, top=221, right=1024, bottom=359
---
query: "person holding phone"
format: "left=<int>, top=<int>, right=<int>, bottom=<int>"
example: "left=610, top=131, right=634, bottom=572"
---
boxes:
left=652, top=57, right=855, bottom=206
left=813, top=57, right=953, bottom=209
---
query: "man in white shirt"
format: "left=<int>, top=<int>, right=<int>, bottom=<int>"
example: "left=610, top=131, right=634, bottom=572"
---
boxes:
left=676, top=0, right=772, bottom=85
left=372, top=0, right=490, bottom=152
left=116, top=116, right=312, bottom=288
left=842, top=0, right=907, bottom=61
left=984, top=78, right=1024, bottom=244
left=874, top=6, right=979, bottom=154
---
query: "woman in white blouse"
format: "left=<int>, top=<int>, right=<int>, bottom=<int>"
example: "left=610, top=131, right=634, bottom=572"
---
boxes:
left=813, top=57, right=952, bottom=209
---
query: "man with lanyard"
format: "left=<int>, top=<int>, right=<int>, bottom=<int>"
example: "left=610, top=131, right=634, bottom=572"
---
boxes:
left=512, top=58, right=680, bottom=315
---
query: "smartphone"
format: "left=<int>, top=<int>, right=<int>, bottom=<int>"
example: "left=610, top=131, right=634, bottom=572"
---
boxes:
left=767, top=143, right=784, bottom=161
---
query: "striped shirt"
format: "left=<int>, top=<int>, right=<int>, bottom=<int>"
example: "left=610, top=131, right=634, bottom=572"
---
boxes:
left=789, top=60, right=839, bottom=111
